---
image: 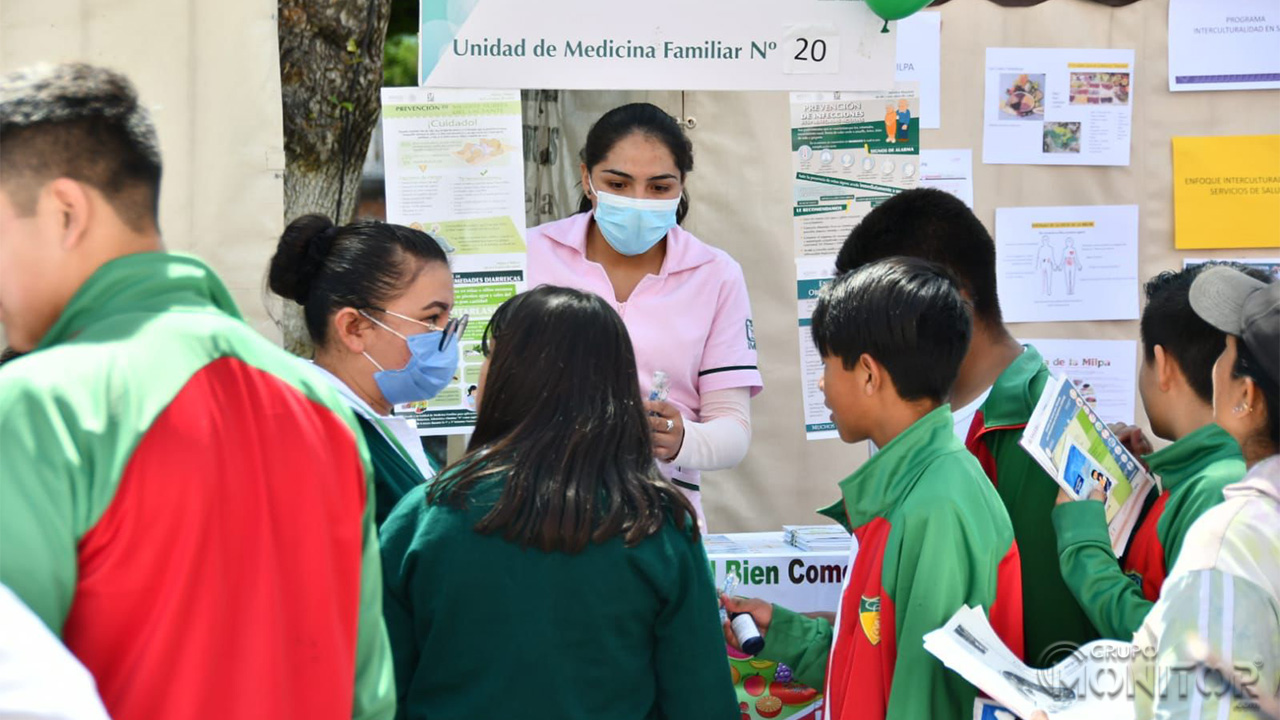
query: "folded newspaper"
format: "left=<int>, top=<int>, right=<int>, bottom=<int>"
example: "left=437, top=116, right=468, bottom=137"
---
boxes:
left=923, top=605, right=1135, bottom=720
left=1019, top=375, right=1156, bottom=556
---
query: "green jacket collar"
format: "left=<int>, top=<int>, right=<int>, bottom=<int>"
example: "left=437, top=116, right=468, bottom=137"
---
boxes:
left=1143, top=423, right=1243, bottom=492
left=980, top=345, right=1049, bottom=429
left=37, top=252, right=242, bottom=351
left=818, top=405, right=960, bottom=531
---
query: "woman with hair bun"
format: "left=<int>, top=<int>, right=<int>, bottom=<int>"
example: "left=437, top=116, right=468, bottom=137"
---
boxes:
left=269, top=214, right=459, bottom=524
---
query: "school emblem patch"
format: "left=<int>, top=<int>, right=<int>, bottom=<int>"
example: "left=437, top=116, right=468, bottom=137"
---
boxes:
left=859, top=595, right=881, bottom=645
left=746, top=319, right=757, bottom=350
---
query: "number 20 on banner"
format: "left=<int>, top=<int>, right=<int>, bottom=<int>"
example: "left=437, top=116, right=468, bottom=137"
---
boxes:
left=783, top=23, right=841, bottom=75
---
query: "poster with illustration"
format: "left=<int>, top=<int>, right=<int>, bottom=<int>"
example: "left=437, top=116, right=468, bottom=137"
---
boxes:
left=707, top=532, right=850, bottom=718
left=984, top=48, right=1135, bottom=166
left=381, top=87, right=528, bottom=435
left=1020, top=338, right=1139, bottom=426
left=995, top=205, right=1139, bottom=323
left=790, top=86, right=920, bottom=257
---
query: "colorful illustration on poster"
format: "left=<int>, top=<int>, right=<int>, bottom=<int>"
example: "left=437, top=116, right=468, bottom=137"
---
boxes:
left=1043, top=122, right=1082, bottom=154
left=998, top=73, right=1046, bottom=120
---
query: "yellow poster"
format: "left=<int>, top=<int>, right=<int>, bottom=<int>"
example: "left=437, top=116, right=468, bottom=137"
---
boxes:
left=1173, top=135, right=1280, bottom=250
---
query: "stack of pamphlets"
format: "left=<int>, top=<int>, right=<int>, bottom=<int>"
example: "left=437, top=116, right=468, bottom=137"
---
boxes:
left=924, top=605, right=1135, bottom=720
left=1020, top=374, right=1156, bottom=555
left=702, top=534, right=751, bottom=555
left=783, top=525, right=852, bottom=552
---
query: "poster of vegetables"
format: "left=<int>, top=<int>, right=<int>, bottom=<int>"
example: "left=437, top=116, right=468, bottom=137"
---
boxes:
left=727, top=650, right=821, bottom=720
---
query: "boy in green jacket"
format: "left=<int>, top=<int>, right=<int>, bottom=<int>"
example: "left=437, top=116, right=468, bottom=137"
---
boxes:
left=723, top=258, right=1023, bottom=720
left=1053, top=265, right=1264, bottom=639
left=835, top=188, right=1095, bottom=666
left=0, top=63, right=392, bottom=719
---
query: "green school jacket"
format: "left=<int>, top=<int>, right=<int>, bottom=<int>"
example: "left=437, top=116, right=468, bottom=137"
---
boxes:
left=1053, top=423, right=1244, bottom=640
left=761, top=406, right=1022, bottom=720
left=378, top=478, right=739, bottom=720
left=0, top=253, right=393, bottom=719
left=966, top=346, right=1099, bottom=665
left=355, top=416, right=432, bottom=526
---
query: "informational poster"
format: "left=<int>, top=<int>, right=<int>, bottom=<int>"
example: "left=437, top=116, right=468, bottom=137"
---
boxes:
left=1172, top=135, right=1280, bottom=249
left=983, top=48, right=1135, bottom=167
left=895, top=12, right=941, bottom=129
left=707, top=531, right=851, bottom=720
left=419, top=0, right=895, bottom=92
left=995, top=205, right=1140, bottom=323
left=790, top=86, right=920, bottom=257
left=706, top=532, right=849, bottom=613
left=1168, top=0, right=1280, bottom=92
left=1021, top=338, right=1139, bottom=426
left=796, top=256, right=838, bottom=441
left=919, top=148, right=974, bottom=208
left=1184, top=257, right=1280, bottom=281
left=381, top=87, right=527, bottom=436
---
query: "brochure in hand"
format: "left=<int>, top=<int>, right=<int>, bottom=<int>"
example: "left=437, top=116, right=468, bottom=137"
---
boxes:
left=1019, top=374, right=1156, bottom=556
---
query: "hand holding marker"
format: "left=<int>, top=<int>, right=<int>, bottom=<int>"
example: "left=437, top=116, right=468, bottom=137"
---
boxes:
left=720, top=573, right=765, bottom=656
left=649, top=370, right=670, bottom=407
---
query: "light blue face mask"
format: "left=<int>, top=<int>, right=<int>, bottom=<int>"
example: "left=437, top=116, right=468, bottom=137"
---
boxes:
left=589, top=179, right=681, bottom=256
left=360, top=310, right=462, bottom=406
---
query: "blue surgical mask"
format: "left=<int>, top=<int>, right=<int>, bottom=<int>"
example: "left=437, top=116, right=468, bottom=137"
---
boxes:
left=360, top=310, right=460, bottom=405
left=589, top=179, right=680, bottom=256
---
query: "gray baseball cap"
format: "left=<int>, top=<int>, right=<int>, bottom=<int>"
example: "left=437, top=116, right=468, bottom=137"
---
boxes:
left=1189, top=266, right=1279, bottom=387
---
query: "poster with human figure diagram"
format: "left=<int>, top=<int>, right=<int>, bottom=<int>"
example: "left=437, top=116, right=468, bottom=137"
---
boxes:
left=995, top=205, right=1139, bottom=323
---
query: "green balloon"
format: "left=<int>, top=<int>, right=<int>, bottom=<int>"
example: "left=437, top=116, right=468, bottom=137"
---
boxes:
left=865, top=0, right=933, bottom=32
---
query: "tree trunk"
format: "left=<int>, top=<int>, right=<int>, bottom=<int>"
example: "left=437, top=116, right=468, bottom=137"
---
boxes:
left=276, top=0, right=391, bottom=355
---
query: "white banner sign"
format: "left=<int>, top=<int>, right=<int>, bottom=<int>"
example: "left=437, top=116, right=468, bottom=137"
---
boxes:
left=419, top=0, right=896, bottom=91
left=707, top=532, right=851, bottom=613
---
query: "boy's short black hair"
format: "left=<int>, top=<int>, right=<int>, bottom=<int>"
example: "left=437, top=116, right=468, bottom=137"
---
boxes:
left=1142, top=263, right=1273, bottom=404
left=812, top=256, right=972, bottom=403
left=0, top=63, right=162, bottom=231
left=835, top=188, right=1001, bottom=325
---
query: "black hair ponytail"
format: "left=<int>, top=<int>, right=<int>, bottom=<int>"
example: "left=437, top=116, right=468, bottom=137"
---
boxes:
left=268, top=215, right=450, bottom=346
left=577, top=103, right=693, bottom=223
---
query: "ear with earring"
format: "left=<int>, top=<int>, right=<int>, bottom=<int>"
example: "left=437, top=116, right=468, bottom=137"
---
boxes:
left=1233, top=402, right=1254, bottom=414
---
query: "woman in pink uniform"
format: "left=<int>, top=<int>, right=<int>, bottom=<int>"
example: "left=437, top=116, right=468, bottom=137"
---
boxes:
left=527, top=103, right=763, bottom=527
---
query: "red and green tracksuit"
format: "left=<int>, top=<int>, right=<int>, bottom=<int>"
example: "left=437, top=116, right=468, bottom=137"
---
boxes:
left=0, top=253, right=394, bottom=720
left=964, top=345, right=1098, bottom=665
left=1053, top=422, right=1244, bottom=640
left=761, top=406, right=1023, bottom=720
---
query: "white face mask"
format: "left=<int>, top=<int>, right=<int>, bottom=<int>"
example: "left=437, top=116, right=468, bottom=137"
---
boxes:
left=589, top=179, right=681, bottom=256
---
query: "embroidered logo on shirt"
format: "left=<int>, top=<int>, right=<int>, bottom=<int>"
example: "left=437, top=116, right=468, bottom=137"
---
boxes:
left=859, top=595, right=881, bottom=645
left=746, top=319, right=757, bottom=350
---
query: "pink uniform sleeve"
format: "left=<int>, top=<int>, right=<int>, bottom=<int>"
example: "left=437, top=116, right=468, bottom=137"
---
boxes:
left=698, top=261, right=763, bottom=397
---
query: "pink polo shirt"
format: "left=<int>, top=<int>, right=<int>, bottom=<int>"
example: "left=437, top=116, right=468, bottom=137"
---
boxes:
left=528, top=212, right=763, bottom=503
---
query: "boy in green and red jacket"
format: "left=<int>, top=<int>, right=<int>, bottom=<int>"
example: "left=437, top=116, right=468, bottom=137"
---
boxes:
left=1052, top=266, right=1264, bottom=639
left=723, top=258, right=1023, bottom=720
left=835, top=188, right=1096, bottom=666
left=0, top=64, right=392, bottom=719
